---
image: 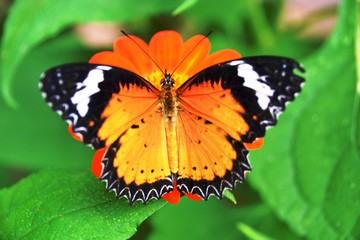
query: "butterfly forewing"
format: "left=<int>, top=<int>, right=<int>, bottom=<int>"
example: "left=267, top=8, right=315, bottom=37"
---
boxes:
left=175, top=56, right=304, bottom=198
left=40, top=63, right=160, bottom=148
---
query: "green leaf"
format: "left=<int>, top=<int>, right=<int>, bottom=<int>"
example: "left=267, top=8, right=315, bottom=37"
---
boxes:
left=172, top=0, right=198, bottom=15
left=223, top=189, right=237, bottom=204
left=0, top=168, right=12, bottom=189
left=237, top=222, right=274, bottom=240
left=183, top=0, right=248, bottom=35
left=0, top=169, right=166, bottom=239
left=243, top=0, right=275, bottom=49
left=354, top=0, right=360, bottom=157
left=248, top=0, right=360, bottom=239
left=0, top=34, right=93, bottom=170
left=149, top=184, right=301, bottom=240
left=0, top=0, right=181, bottom=107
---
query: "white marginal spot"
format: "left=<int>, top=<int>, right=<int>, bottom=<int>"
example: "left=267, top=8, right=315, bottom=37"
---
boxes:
left=52, top=95, right=60, bottom=101
left=60, top=103, right=69, bottom=111
left=235, top=62, right=275, bottom=110
left=73, top=126, right=88, bottom=133
left=71, top=66, right=111, bottom=117
left=229, top=60, right=244, bottom=66
left=97, top=65, right=112, bottom=71
left=68, top=113, right=79, bottom=125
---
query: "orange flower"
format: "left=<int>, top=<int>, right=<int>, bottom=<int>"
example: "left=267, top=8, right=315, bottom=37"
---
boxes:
left=89, top=30, right=241, bottom=90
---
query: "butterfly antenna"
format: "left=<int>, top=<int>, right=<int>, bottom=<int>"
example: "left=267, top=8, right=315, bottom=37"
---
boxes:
left=170, top=30, right=213, bottom=77
left=121, top=30, right=166, bottom=76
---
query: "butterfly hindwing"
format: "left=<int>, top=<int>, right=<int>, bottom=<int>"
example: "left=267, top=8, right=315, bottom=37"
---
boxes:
left=100, top=113, right=174, bottom=204
left=176, top=56, right=304, bottom=198
left=176, top=110, right=250, bottom=199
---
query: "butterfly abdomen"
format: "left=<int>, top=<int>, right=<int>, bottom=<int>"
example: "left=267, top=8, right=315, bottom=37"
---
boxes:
left=164, top=120, right=179, bottom=174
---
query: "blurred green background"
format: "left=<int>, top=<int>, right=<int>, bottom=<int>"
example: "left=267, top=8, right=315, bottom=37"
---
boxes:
left=0, top=0, right=359, bottom=239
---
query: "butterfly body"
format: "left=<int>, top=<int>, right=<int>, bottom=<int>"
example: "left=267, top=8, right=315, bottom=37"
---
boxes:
left=160, top=74, right=178, bottom=119
left=40, top=31, right=304, bottom=204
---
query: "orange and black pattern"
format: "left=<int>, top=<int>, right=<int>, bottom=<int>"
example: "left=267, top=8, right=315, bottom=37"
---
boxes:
left=40, top=31, right=304, bottom=204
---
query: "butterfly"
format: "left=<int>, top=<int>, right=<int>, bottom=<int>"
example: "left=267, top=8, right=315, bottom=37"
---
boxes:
left=39, top=30, right=304, bottom=204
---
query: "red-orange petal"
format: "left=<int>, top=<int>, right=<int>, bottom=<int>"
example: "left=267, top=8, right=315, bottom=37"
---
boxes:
left=189, top=49, right=242, bottom=79
left=200, top=49, right=242, bottom=70
left=88, top=31, right=242, bottom=90
left=92, top=147, right=107, bottom=179
left=162, top=178, right=181, bottom=204
left=243, top=137, right=264, bottom=150
left=67, top=125, right=83, bottom=142
left=162, top=188, right=181, bottom=204
left=176, top=35, right=211, bottom=82
left=89, top=51, right=138, bottom=74
left=149, top=30, right=184, bottom=74
left=184, top=192, right=203, bottom=202
left=113, top=35, right=154, bottom=78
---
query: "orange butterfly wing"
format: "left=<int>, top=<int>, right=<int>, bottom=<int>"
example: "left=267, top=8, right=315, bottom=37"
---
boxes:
left=176, top=73, right=251, bottom=199
left=40, top=64, right=174, bottom=203
left=100, top=112, right=176, bottom=203
left=175, top=57, right=304, bottom=199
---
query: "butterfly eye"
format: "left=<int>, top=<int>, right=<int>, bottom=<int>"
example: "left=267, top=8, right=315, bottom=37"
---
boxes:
left=161, top=74, right=175, bottom=89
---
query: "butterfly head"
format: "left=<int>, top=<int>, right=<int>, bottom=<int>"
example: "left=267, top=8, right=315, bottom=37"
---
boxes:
left=160, top=72, right=175, bottom=90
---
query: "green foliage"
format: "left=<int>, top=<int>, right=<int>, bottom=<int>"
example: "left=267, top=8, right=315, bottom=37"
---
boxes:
left=0, top=0, right=358, bottom=239
left=0, top=35, right=93, bottom=170
left=249, top=0, right=360, bottom=238
left=0, top=0, right=182, bottom=107
left=149, top=185, right=298, bottom=240
left=237, top=222, right=274, bottom=240
left=0, top=170, right=166, bottom=239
